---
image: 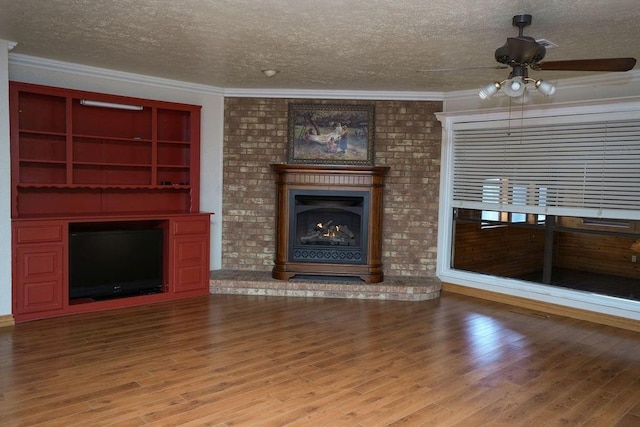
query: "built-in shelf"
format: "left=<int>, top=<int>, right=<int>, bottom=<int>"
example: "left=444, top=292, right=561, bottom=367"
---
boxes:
left=10, top=82, right=210, bottom=322
left=10, top=81, right=202, bottom=217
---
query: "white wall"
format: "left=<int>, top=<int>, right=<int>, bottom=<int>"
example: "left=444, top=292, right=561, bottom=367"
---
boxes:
left=0, top=42, right=12, bottom=317
left=0, top=54, right=225, bottom=317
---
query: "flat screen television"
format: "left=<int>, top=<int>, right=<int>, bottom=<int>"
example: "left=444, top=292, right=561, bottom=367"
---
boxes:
left=69, top=228, right=164, bottom=300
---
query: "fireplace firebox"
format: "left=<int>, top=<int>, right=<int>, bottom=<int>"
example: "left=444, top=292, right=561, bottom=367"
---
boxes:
left=272, top=164, right=388, bottom=283
left=291, top=190, right=369, bottom=264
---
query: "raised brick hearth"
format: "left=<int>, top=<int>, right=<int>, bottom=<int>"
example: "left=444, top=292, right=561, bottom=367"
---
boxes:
left=210, top=270, right=441, bottom=301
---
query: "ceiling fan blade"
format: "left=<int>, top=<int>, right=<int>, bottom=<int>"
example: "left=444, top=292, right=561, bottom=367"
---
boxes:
left=535, top=57, right=636, bottom=71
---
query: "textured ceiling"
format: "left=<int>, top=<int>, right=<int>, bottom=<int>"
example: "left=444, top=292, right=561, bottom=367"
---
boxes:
left=1, top=0, right=639, bottom=92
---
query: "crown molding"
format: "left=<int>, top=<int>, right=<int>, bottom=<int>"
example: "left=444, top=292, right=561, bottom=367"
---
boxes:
left=8, top=53, right=225, bottom=96
left=9, top=53, right=444, bottom=101
left=222, top=87, right=444, bottom=101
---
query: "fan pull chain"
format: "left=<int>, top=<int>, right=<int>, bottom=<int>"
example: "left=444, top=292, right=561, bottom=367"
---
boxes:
left=507, top=96, right=513, bottom=136
left=520, top=93, right=525, bottom=144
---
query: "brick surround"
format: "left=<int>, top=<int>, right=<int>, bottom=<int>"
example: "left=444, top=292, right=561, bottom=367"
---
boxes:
left=219, top=98, right=442, bottom=294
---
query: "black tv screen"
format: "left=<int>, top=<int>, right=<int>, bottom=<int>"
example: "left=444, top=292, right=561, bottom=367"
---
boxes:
left=69, top=228, right=163, bottom=300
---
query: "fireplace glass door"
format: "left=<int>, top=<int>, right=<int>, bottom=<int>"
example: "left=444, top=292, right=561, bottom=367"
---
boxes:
left=289, top=190, right=369, bottom=264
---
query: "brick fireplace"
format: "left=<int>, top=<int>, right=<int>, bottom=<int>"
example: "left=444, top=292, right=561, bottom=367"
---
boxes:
left=271, top=164, right=388, bottom=283
left=215, top=98, right=443, bottom=301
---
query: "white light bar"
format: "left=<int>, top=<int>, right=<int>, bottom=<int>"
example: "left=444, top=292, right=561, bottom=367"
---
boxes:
left=80, top=99, right=144, bottom=111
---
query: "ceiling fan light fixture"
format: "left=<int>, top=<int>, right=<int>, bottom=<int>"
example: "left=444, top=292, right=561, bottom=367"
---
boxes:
left=477, top=13, right=635, bottom=101
left=535, top=79, right=556, bottom=96
left=502, top=77, right=527, bottom=97
left=479, top=81, right=501, bottom=99
left=478, top=76, right=557, bottom=99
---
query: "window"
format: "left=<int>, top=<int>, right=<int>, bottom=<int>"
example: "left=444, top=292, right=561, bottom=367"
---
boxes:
left=437, top=102, right=640, bottom=319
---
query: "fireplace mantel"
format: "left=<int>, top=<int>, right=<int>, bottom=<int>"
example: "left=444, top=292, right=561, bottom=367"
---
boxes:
left=271, top=164, right=389, bottom=283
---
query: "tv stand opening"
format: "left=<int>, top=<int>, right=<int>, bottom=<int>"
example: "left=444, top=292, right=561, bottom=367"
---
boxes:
left=68, top=220, right=167, bottom=303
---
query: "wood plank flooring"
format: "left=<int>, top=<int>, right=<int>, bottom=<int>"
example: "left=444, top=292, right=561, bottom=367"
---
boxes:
left=1, top=292, right=639, bottom=426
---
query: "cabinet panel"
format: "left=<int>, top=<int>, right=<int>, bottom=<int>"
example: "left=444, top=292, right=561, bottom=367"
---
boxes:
left=72, top=99, right=152, bottom=139
left=16, top=223, right=64, bottom=244
left=158, top=109, right=191, bottom=142
left=73, top=165, right=152, bottom=186
left=171, top=215, right=210, bottom=293
left=158, top=143, right=190, bottom=167
left=73, top=137, right=152, bottom=165
left=18, top=189, right=104, bottom=217
left=18, top=163, right=67, bottom=185
left=173, top=237, right=208, bottom=293
left=15, top=245, right=64, bottom=314
left=102, top=190, right=191, bottom=213
left=19, top=133, right=66, bottom=162
left=18, top=92, right=66, bottom=133
left=173, top=216, right=209, bottom=235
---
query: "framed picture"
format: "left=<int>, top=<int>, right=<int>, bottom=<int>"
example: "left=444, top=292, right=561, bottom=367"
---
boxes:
left=287, top=103, right=375, bottom=165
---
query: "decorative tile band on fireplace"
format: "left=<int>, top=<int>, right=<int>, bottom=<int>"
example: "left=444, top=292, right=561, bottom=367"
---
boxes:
left=210, top=270, right=442, bottom=301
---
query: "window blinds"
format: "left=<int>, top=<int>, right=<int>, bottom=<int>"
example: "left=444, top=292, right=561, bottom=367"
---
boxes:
left=452, top=113, right=640, bottom=219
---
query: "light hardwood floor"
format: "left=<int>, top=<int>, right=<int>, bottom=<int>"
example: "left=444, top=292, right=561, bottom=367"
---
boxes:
left=1, top=292, right=639, bottom=426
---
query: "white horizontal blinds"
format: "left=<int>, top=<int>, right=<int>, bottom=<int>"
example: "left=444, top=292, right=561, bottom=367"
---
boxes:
left=452, top=113, right=640, bottom=218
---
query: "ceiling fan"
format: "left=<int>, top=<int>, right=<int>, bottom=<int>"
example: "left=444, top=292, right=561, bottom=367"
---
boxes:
left=479, top=14, right=637, bottom=99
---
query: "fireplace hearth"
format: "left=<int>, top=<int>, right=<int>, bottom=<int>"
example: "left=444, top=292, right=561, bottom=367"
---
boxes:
left=272, top=164, right=388, bottom=283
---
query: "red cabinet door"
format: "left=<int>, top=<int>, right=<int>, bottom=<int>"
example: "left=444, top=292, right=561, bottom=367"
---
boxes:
left=13, top=221, right=66, bottom=317
left=171, top=215, right=210, bottom=294
left=14, top=245, right=64, bottom=314
left=173, top=237, right=208, bottom=293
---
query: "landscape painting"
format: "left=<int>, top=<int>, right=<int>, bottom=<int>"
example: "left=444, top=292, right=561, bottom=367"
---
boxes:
left=287, top=103, right=374, bottom=165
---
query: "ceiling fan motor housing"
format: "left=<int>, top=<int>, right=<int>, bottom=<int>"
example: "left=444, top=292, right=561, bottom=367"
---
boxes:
left=495, top=40, right=546, bottom=66
left=494, top=14, right=546, bottom=66
left=512, top=14, right=533, bottom=31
